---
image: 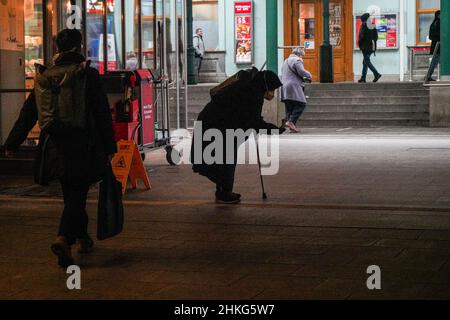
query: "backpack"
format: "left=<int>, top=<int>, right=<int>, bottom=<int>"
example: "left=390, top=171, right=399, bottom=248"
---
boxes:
left=34, top=61, right=90, bottom=132
left=371, top=28, right=378, bottom=53
left=210, top=67, right=258, bottom=98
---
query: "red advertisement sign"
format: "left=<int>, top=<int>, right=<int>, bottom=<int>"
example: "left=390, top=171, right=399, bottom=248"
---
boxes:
left=354, top=14, right=398, bottom=50
left=136, top=70, right=155, bottom=146
left=234, top=1, right=252, bottom=14
left=235, top=1, right=253, bottom=65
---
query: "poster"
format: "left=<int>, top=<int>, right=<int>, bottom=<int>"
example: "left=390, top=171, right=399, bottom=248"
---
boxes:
left=354, top=13, right=398, bottom=50
left=98, top=34, right=118, bottom=74
left=0, top=0, right=25, bottom=51
left=234, top=1, right=253, bottom=65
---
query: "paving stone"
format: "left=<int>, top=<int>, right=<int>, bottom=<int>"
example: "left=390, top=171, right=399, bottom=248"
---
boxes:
left=2, top=129, right=450, bottom=299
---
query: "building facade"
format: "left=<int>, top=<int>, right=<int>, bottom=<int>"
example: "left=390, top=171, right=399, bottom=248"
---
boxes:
left=193, top=0, right=442, bottom=81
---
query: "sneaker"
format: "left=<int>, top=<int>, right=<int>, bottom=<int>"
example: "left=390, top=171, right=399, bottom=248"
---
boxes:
left=358, top=79, right=366, bottom=83
left=373, top=74, right=382, bottom=83
left=215, top=191, right=241, bottom=204
left=51, top=237, right=74, bottom=268
left=77, top=235, right=94, bottom=254
left=287, top=121, right=300, bottom=133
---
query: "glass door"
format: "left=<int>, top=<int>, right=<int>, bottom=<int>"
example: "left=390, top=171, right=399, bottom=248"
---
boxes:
left=294, top=0, right=319, bottom=78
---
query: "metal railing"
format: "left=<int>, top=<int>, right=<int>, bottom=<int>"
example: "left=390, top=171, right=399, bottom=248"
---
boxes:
left=407, top=44, right=440, bottom=82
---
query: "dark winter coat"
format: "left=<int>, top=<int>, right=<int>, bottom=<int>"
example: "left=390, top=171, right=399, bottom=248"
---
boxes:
left=359, top=23, right=377, bottom=54
left=429, top=13, right=441, bottom=55
left=4, top=52, right=117, bottom=185
left=191, top=70, right=282, bottom=183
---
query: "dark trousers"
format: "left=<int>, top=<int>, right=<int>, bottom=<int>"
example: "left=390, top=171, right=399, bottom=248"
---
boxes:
left=361, top=52, right=380, bottom=80
left=195, top=56, right=203, bottom=77
left=59, top=180, right=90, bottom=245
left=216, top=164, right=236, bottom=193
left=284, top=100, right=307, bottom=124
left=426, top=53, right=440, bottom=80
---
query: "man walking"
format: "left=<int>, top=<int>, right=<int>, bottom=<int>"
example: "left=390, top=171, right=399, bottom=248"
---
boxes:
left=280, top=47, right=312, bottom=133
left=358, top=13, right=382, bottom=83
left=426, top=10, right=441, bottom=82
left=193, top=28, right=206, bottom=78
left=4, top=29, right=117, bottom=268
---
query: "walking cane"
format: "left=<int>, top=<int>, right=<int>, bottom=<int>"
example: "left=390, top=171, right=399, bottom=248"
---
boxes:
left=256, top=137, right=268, bottom=200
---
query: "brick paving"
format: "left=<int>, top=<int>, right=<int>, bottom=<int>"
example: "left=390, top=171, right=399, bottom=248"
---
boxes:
left=2, top=128, right=450, bottom=299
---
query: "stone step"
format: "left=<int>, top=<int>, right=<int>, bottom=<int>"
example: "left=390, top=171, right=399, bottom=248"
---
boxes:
left=304, top=89, right=429, bottom=97
left=307, top=96, right=429, bottom=105
left=306, top=82, right=426, bottom=91
left=303, top=104, right=429, bottom=112
left=298, top=119, right=429, bottom=127
left=301, top=112, right=429, bottom=121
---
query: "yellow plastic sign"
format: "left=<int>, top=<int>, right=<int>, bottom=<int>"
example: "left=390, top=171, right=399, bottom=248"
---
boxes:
left=112, top=140, right=151, bottom=194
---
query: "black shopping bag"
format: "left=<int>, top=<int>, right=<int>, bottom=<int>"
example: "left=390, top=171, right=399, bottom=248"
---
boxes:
left=97, top=165, right=124, bottom=240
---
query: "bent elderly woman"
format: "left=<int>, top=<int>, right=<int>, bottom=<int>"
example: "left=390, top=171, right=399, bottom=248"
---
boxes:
left=191, top=70, right=284, bottom=204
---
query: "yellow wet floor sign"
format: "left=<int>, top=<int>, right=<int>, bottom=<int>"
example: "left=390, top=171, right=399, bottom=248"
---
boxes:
left=112, top=140, right=151, bottom=194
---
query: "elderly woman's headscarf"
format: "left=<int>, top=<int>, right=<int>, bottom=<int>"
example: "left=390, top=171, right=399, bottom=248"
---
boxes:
left=251, top=70, right=283, bottom=94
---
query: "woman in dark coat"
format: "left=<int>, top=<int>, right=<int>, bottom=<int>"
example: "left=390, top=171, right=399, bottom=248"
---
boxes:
left=4, top=29, right=116, bottom=268
left=426, top=10, right=441, bottom=82
left=191, top=69, right=283, bottom=204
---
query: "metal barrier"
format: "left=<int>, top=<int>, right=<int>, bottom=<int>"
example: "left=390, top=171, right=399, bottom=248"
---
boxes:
left=407, top=45, right=430, bottom=82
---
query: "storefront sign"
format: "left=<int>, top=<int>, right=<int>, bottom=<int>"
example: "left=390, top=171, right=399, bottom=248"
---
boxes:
left=234, top=1, right=253, bottom=65
left=235, top=1, right=252, bottom=14
left=354, top=13, right=399, bottom=50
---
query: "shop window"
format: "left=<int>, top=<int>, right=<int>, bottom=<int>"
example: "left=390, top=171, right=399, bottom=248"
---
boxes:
left=85, top=0, right=123, bottom=73
left=141, top=0, right=155, bottom=70
left=193, top=0, right=218, bottom=51
left=24, top=0, right=44, bottom=80
left=125, top=0, right=139, bottom=70
left=416, top=0, right=440, bottom=45
left=298, top=2, right=315, bottom=50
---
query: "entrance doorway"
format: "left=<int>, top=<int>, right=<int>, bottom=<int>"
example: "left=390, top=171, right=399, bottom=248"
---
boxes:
left=283, top=0, right=354, bottom=82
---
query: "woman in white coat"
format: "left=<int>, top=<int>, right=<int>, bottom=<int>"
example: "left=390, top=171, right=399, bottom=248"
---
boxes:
left=280, top=47, right=312, bottom=133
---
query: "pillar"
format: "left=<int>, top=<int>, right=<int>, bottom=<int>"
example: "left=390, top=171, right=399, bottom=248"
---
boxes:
left=441, top=0, right=450, bottom=77
left=320, top=0, right=333, bottom=83
left=266, top=0, right=278, bottom=73
left=186, top=0, right=197, bottom=84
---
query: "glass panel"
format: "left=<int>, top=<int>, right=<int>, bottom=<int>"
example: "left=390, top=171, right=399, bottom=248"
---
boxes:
left=85, top=0, right=123, bottom=73
left=193, top=1, right=218, bottom=51
left=176, top=0, right=184, bottom=81
left=142, top=0, right=155, bottom=70
left=107, top=0, right=123, bottom=71
left=418, top=0, right=440, bottom=10
left=419, top=13, right=435, bottom=43
left=298, top=2, right=315, bottom=50
left=24, top=0, right=44, bottom=80
left=86, top=0, right=105, bottom=72
left=329, top=2, right=342, bottom=48
left=124, top=0, right=139, bottom=70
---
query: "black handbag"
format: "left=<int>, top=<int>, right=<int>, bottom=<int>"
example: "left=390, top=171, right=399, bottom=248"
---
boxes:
left=97, top=164, right=124, bottom=240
